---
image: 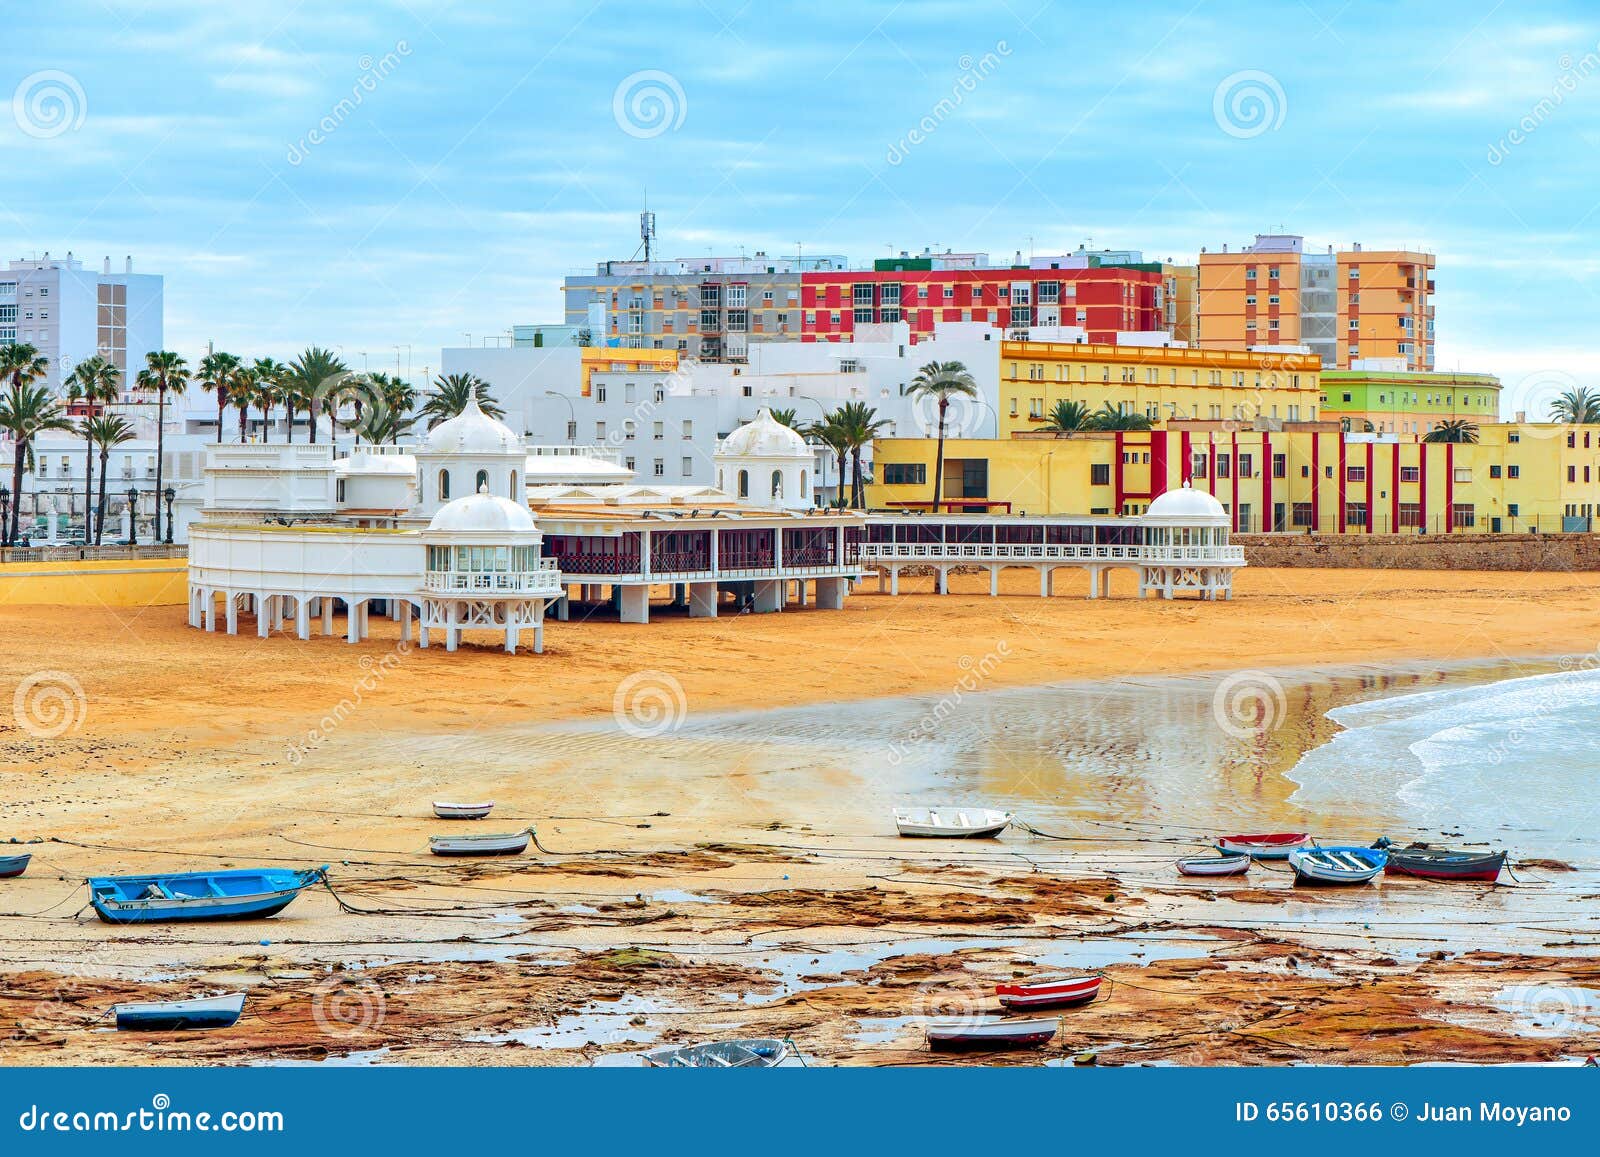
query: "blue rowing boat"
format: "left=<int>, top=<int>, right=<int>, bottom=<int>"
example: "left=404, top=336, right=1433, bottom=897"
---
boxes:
left=88, top=866, right=328, bottom=924
left=114, top=993, right=246, bottom=1031
left=0, top=853, right=30, bottom=878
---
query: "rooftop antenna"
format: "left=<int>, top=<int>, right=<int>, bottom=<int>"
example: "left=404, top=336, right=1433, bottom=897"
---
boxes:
left=640, top=200, right=656, bottom=263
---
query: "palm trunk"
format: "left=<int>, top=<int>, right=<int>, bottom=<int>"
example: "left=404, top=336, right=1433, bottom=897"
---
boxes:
left=95, top=447, right=110, bottom=546
left=238, top=405, right=248, bottom=443
left=153, top=385, right=166, bottom=543
left=8, top=441, right=22, bottom=546
left=307, top=398, right=318, bottom=443
left=84, top=432, right=95, bottom=545
left=851, top=447, right=863, bottom=508
left=216, top=395, right=226, bottom=443
left=930, top=399, right=948, bottom=513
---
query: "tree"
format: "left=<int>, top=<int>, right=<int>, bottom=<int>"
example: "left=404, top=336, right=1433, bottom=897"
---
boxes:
left=85, top=415, right=136, bottom=545
left=832, top=400, right=893, bottom=508
left=1549, top=386, right=1600, bottom=425
left=66, top=356, right=122, bottom=544
left=421, top=372, right=504, bottom=428
left=1042, top=398, right=1094, bottom=433
left=250, top=358, right=290, bottom=441
left=196, top=351, right=241, bottom=443
left=908, top=360, right=978, bottom=512
left=134, top=351, right=190, bottom=543
left=1423, top=419, right=1479, bottom=444
left=1085, top=402, right=1153, bottom=432
left=356, top=373, right=417, bottom=444
left=768, top=407, right=800, bottom=429
left=805, top=413, right=850, bottom=508
left=0, top=343, right=59, bottom=545
left=286, top=347, right=348, bottom=445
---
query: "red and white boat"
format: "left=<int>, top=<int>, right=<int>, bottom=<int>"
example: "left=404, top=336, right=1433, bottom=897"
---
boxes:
left=995, top=974, right=1103, bottom=1010
left=1215, top=832, right=1310, bottom=859
left=926, top=1018, right=1058, bottom=1051
left=1176, top=853, right=1251, bottom=877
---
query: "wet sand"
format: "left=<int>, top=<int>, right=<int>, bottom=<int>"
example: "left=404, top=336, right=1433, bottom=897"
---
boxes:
left=2, top=568, right=1599, bottom=1066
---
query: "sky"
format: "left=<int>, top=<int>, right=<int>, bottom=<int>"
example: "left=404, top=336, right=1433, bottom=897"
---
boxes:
left=5, top=0, right=1600, bottom=414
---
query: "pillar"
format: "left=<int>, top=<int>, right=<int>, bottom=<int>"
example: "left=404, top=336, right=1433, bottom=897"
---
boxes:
left=1040, top=567, right=1053, bottom=598
left=358, top=602, right=369, bottom=640
left=226, top=593, right=238, bottom=634
left=794, top=580, right=807, bottom=607
left=689, top=581, right=719, bottom=618
left=257, top=594, right=271, bottom=637
left=296, top=597, right=310, bottom=640
left=533, top=608, right=545, bottom=655
left=1100, top=569, right=1113, bottom=599
left=322, top=599, right=334, bottom=636
left=990, top=567, right=1000, bottom=597
left=506, top=624, right=519, bottom=654
left=204, top=590, right=217, bottom=632
left=753, top=579, right=782, bottom=613
left=890, top=566, right=900, bottom=596
left=814, top=576, right=847, bottom=610
left=619, top=584, right=650, bottom=624
left=935, top=567, right=948, bottom=595
left=554, top=595, right=569, bottom=621
left=347, top=601, right=362, bottom=644
left=400, top=603, right=413, bottom=642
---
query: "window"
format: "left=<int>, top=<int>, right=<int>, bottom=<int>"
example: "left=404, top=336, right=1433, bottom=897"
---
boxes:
left=1272, top=453, right=1287, bottom=479
left=509, top=470, right=518, bottom=498
left=1398, top=502, right=1422, bottom=528
left=653, top=421, right=664, bottom=440
left=654, top=460, right=665, bottom=478
left=595, top=421, right=606, bottom=440
left=1238, top=454, right=1253, bottom=477
left=1191, top=453, right=1207, bottom=479
left=1451, top=503, right=1475, bottom=529
left=1489, top=465, right=1502, bottom=479
left=1346, top=465, right=1366, bottom=482
left=1400, top=465, right=1420, bottom=482
left=1291, top=502, right=1314, bottom=528
left=681, top=419, right=693, bottom=439
left=682, top=456, right=694, bottom=477
left=1090, top=463, right=1111, bottom=486
left=883, top=463, right=926, bottom=485
left=1215, top=456, right=1231, bottom=479
left=438, top=469, right=450, bottom=501
left=771, top=470, right=783, bottom=499
left=1508, top=464, right=1520, bottom=479
left=1345, top=502, right=1369, bottom=528
left=475, top=468, right=489, bottom=492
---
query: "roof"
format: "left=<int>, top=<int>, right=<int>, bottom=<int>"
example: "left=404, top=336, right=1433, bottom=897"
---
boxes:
left=1144, top=483, right=1228, bottom=524
left=425, top=489, right=539, bottom=535
left=714, top=408, right=811, bottom=461
left=420, top=393, right=523, bottom=457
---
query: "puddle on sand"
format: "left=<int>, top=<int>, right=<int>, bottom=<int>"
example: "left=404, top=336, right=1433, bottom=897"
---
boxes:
left=850, top=1016, right=919, bottom=1045
left=649, top=889, right=724, bottom=905
left=465, top=995, right=668, bottom=1049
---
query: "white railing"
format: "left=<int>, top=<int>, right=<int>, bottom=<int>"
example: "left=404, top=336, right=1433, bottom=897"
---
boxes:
left=858, top=542, right=1245, bottom=564
left=423, top=562, right=563, bottom=595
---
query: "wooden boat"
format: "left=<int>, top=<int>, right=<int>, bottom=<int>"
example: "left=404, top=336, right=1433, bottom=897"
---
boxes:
left=113, top=993, right=246, bottom=1031
left=1177, top=853, right=1251, bottom=877
left=1380, top=841, right=1507, bottom=882
left=926, top=1017, right=1058, bottom=1051
left=428, top=828, right=533, bottom=857
left=893, top=807, right=1013, bottom=839
left=642, top=1039, right=790, bottom=1068
left=1287, top=845, right=1387, bottom=885
left=0, top=853, right=31, bottom=878
left=995, top=974, right=1102, bottom=1010
left=432, top=800, right=494, bottom=820
left=88, top=866, right=327, bottom=924
left=1216, top=832, right=1310, bottom=859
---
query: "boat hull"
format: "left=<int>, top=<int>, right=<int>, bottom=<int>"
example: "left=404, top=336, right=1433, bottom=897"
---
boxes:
left=114, top=993, right=246, bottom=1032
left=642, top=1039, right=790, bottom=1068
left=894, top=808, right=1013, bottom=839
left=93, top=888, right=307, bottom=924
left=1384, top=849, right=1506, bottom=882
left=995, top=976, right=1102, bottom=1010
left=1216, top=833, right=1310, bottom=859
left=1288, top=846, right=1387, bottom=886
left=1177, top=854, right=1251, bottom=877
left=429, top=831, right=531, bottom=856
left=926, top=1019, right=1057, bottom=1051
left=88, top=867, right=326, bottom=925
left=432, top=802, right=494, bottom=820
left=0, top=853, right=30, bottom=878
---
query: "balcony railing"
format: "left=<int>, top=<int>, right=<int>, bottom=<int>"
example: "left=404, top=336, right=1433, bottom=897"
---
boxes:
left=858, top=542, right=1245, bottom=565
left=423, top=562, right=563, bottom=595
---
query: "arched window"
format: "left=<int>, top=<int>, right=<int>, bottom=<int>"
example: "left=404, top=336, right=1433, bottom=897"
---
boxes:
left=771, top=470, right=783, bottom=499
left=475, top=468, right=489, bottom=494
left=799, top=469, right=808, bottom=498
left=509, top=470, right=518, bottom=499
left=717, top=469, right=725, bottom=491
left=738, top=470, right=749, bottom=498
left=336, top=479, right=346, bottom=503
left=438, top=469, right=450, bottom=501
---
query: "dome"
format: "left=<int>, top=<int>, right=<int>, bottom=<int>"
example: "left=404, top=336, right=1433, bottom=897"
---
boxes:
left=1144, top=483, right=1228, bottom=523
left=715, top=408, right=811, bottom=461
left=426, top=489, right=538, bottom=535
left=422, top=392, right=523, bottom=456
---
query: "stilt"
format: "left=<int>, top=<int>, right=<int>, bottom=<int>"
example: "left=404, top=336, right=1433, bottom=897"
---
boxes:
left=814, top=576, right=847, bottom=610
left=296, top=598, right=310, bottom=640
left=533, top=619, right=544, bottom=655
left=689, top=581, right=719, bottom=619
left=204, top=591, right=217, bottom=632
left=226, top=594, right=238, bottom=634
left=990, top=567, right=1000, bottom=597
left=322, top=599, right=334, bottom=636
left=890, top=567, right=900, bottom=596
left=347, top=602, right=361, bottom=644
left=400, top=603, right=412, bottom=642
left=554, top=595, right=569, bottom=621
left=752, top=579, right=782, bottom=613
left=619, top=585, right=650, bottom=624
left=506, top=625, right=519, bottom=654
left=1040, top=568, right=1053, bottom=598
left=257, top=594, right=270, bottom=637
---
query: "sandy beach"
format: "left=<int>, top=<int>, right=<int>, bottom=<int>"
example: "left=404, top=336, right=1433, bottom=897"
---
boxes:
left=2, top=567, right=1599, bottom=1066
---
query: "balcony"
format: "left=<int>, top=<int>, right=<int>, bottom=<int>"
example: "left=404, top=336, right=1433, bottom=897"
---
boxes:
left=423, top=561, right=563, bottom=596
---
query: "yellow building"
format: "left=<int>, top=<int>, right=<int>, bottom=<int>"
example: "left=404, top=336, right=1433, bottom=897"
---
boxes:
left=1320, top=369, right=1500, bottom=435
left=999, top=340, right=1323, bottom=435
left=1161, top=262, right=1198, bottom=344
left=580, top=347, right=679, bottom=397
left=868, top=422, right=1600, bottom=534
left=1197, top=235, right=1434, bottom=370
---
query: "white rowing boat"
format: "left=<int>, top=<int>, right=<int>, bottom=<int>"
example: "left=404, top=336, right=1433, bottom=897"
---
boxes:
left=428, top=828, right=533, bottom=857
left=642, top=1039, right=793, bottom=1068
left=432, top=800, right=494, bottom=820
left=1287, top=845, right=1386, bottom=885
left=893, top=807, right=1013, bottom=839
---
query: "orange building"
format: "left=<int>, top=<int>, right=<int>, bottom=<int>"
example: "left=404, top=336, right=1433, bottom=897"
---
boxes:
left=1197, top=235, right=1434, bottom=371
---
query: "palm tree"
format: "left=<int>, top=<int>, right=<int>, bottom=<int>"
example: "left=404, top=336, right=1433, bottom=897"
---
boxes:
left=249, top=358, right=289, bottom=441
left=908, top=360, right=978, bottom=513
left=831, top=400, right=893, bottom=508
left=421, top=372, right=504, bottom=428
left=768, top=407, right=800, bottom=429
left=286, top=347, right=348, bottom=445
left=196, top=351, right=241, bottom=443
left=356, top=373, right=417, bottom=444
left=66, top=355, right=122, bottom=544
left=85, top=415, right=136, bottom=546
left=805, top=413, right=850, bottom=508
left=1423, top=419, right=1479, bottom=444
left=0, top=343, right=56, bottom=545
left=1042, top=398, right=1094, bottom=433
left=1085, top=403, right=1153, bottom=432
left=1549, top=386, right=1600, bottom=425
left=134, top=350, right=189, bottom=543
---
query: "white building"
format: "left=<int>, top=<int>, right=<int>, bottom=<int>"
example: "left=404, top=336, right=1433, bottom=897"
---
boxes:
left=1, top=253, right=163, bottom=389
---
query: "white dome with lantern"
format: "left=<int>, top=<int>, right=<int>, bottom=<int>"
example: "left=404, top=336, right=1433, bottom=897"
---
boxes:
left=426, top=488, right=538, bottom=535
left=713, top=408, right=814, bottom=511
left=1143, top=483, right=1228, bottom=525
left=410, top=392, right=527, bottom=522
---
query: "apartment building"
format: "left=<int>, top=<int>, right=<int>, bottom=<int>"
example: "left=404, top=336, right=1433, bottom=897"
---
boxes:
left=0, top=252, right=163, bottom=388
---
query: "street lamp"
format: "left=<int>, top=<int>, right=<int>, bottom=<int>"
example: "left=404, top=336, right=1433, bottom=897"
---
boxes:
left=0, top=484, right=10, bottom=548
left=126, top=487, right=138, bottom=546
left=163, top=486, right=176, bottom=545
left=545, top=390, right=576, bottom=444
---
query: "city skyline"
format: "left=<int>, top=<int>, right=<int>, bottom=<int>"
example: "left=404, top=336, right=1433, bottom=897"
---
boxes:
left=5, top=1, right=1600, bottom=412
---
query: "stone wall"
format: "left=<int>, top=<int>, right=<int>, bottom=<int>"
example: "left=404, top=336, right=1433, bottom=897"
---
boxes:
left=1235, top=532, right=1600, bottom=571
